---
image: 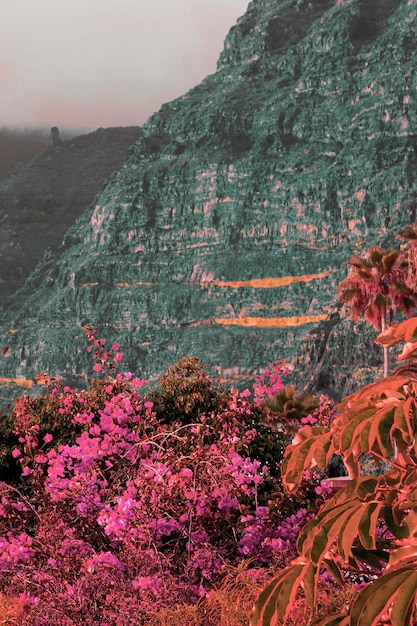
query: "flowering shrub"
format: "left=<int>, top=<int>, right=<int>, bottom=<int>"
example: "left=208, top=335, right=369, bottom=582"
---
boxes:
left=0, top=328, right=332, bottom=624
left=147, top=562, right=361, bottom=626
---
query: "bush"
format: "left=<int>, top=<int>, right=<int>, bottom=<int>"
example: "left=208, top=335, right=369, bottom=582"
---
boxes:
left=0, top=328, right=332, bottom=625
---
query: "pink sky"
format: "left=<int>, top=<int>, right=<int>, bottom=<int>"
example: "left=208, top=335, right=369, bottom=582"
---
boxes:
left=0, top=0, right=248, bottom=131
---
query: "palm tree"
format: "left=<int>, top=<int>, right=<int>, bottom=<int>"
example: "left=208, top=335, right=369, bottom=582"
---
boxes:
left=337, top=245, right=417, bottom=377
left=398, top=221, right=417, bottom=291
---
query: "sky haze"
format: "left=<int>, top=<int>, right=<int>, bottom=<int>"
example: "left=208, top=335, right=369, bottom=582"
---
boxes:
left=1, top=0, right=248, bottom=131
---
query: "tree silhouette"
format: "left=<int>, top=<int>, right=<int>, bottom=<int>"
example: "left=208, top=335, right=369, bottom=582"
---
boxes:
left=337, top=245, right=417, bottom=377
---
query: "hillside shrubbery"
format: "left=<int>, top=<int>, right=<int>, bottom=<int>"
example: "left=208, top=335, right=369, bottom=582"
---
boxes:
left=0, top=327, right=334, bottom=625
left=6, top=227, right=417, bottom=624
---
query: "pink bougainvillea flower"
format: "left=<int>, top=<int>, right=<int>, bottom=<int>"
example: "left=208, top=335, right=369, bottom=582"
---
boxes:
left=131, top=377, right=147, bottom=387
left=34, top=454, right=48, bottom=464
left=0, top=329, right=334, bottom=621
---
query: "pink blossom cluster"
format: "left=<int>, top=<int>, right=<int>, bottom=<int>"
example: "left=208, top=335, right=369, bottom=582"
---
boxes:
left=300, top=394, right=337, bottom=429
left=239, top=506, right=312, bottom=564
left=0, top=332, right=332, bottom=623
left=253, top=359, right=289, bottom=405
left=0, top=532, right=34, bottom=569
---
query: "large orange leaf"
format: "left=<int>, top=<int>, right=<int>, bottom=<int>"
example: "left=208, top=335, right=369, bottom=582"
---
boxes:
left=250, top=560, right=314, bottom=626
left=392, top=399, right=415, bottom=447
left=337, top=505, right=374, bottom=562
left=367, top=406, right=394, bottom=457
left=397, top=341, right=417, bottom=361
left=388, top=543, right=417, bottom=571
left=390, top=572, right=417, bottom=626
left=333, top=378, right=417, bottom=465
left=376, top=317, right=417, bottom=347
left=298, top=500, right=355, bottom=563
left=337, top=376, right=413, bottom=411
left=350, top=567, right=417, bottom=626
left=297, top=493, right=385, bottom=568
left=281, top=427, right=332, bottom=492
left=351, top=545, right=390, bottom=569
left=322, top=554, right=345, bottom=585
left=309, top=616, right=350, bottom=626
left=338, top=407, right=376, bottom=455
left=357, top=500, right=383, bottom=550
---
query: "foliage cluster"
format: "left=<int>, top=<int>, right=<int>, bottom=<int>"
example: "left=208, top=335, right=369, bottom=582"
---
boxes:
left=252, top=317, right=417, bottom=626
left=0, top=327, right=332, bottom=625
left=250, top=225, right=417, bottom=626
left=8, top=228, right=417, bottom=624
left=337, top=227, right=417, bottom=376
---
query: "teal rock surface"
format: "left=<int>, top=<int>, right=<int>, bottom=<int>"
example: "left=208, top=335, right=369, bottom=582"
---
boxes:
left=1, top=0, right=417, bottom=404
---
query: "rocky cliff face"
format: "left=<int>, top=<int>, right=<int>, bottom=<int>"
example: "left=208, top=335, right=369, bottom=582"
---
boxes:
left=1, top=0, right=417, bottom=405
left=0, top=126, right=142, bottom=303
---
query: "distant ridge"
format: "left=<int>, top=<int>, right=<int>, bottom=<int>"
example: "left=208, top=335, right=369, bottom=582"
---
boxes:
left=0, top=128, right=49, bottom=179
left=0, top=126, right=142, bottom=301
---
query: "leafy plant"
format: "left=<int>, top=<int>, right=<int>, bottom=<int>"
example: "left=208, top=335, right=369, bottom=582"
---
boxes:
left=147, top=356, right=222, bottom=426
left=0, top=590, right=27, bottom=625
left=251, top=316, right=417, bottom=626
left=149, top=562, right=271, bottom=626
left=265, top=386, right=319, bottom=430
left=0, top=329, right=331, bottom=625
left=337, top=245, right=417, bottom=376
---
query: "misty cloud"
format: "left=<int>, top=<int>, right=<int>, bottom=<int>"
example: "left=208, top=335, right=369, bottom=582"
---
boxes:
left=1, top=0, right=247, bottom=130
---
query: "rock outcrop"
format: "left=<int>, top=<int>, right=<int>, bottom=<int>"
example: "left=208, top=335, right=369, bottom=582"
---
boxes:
left=48, top=127, right=62, bottom=149
left=1, top=0, right=417, bottom=405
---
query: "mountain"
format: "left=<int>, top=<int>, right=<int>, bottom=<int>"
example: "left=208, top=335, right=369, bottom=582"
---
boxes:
left=1, top=0, right=416, bottom=406
left=0, top=128, right=49, bottom=179
left=0, top=126, right=142, bottom=302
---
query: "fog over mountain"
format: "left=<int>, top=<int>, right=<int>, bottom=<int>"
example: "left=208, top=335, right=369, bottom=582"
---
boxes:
left=0, top=129, right=49, bottom=178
